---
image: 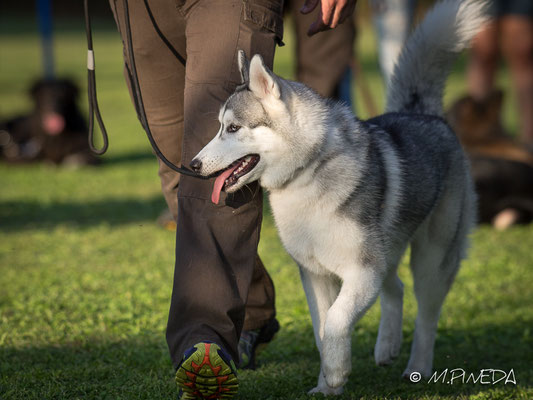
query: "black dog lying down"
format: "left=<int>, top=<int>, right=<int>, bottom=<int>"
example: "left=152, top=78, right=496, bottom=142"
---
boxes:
left=470, top=155, right=533, bottom=227
left=0, top=78, right=98, bottom=166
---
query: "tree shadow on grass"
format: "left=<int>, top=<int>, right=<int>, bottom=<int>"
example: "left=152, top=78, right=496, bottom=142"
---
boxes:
left=0, top=319, right=531, bottom=400
left=0, top=195, right=167, bottom=232
left=251, top=319, right=532, bottom=399
left=0, top=336, right=176, bottom=400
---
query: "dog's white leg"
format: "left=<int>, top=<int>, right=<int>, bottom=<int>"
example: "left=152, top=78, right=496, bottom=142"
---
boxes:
left=374, top=271, right=404, bottom=366
left=321, top=267, right=383, bottom=389
left=404, top=176, right=474, bottom=379
left=404, top=224, right=464, bottom=378
left=403, top=241, right=449, bottom=379
left=299, top=266, right=340, bottom=352
left=299, top=266, right=344, bottom=395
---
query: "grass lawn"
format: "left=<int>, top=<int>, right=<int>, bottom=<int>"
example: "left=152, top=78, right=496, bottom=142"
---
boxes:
left=1, top=10, right=532, bottom=400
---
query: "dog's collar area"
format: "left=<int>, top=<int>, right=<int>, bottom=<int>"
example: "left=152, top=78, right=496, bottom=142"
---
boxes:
left=235, top=83, right=250, bottom=93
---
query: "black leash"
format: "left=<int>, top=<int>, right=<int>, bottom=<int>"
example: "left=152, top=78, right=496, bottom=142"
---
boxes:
left=84, top=0, right=108, bottom=155
left=83, top=0, right=208, bottom=179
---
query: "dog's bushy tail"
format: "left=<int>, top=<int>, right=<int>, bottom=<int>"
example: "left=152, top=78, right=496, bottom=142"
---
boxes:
left=386, top=0, right=490, bottom=116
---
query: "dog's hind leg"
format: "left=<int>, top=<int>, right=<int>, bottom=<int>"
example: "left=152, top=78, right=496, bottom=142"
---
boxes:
left=374, top=266, right=404, bottom=366
left=404, top=186, right=474, bottom=378
left=299, top=266, right=343, bottom=395
left=374, top=241, right=407, bottom=366
left=403, top=238, right=455, bottom=378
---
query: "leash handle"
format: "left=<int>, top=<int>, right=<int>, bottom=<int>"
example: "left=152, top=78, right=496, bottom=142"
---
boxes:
left=84, top=0, right=109, bottom=155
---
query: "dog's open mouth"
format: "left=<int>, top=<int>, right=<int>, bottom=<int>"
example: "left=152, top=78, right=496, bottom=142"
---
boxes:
left=212, top=154, right=260, bottom=204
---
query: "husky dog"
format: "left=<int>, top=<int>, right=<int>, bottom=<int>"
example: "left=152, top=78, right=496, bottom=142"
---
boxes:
left=191, top=0, right=488, bottom=394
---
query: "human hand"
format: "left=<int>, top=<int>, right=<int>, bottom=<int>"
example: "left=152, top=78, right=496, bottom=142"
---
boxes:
left=300, top=0, right=358, bottom=36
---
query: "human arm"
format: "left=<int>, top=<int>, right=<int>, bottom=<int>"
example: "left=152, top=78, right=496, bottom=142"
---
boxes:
left=300, top=0, right=358, bottom=36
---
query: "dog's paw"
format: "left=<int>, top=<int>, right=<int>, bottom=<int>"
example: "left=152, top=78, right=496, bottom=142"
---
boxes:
left=323, top=366, right=350, bottom=389
left=308, top=385, right=344, bottom=396
left=374, top=332, right=402, bottom=366
left=322, top=338, right=351, bottom=388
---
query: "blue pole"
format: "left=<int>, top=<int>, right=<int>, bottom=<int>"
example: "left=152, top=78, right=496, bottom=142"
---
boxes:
left=36, top=0, right=55, bottom=78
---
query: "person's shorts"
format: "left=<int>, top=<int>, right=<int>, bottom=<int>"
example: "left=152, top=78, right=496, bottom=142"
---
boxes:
left=494, top=0, right=533, bottom=17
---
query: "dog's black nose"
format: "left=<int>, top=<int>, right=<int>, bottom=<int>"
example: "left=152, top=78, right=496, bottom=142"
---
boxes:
left=190, top=158, right=202, bottom=172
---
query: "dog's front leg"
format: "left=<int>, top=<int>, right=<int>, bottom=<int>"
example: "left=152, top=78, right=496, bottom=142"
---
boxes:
left=321, top=266, right=383, bottom=389
left=298, top=266, right=343, bottom=395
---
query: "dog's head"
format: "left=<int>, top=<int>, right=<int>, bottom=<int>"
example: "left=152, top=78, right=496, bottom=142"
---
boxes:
left=447, top=90, right=504, bottom=146
left=191, top=51, right=298, bottom=204
left=30, top=78, right=80, bottom=136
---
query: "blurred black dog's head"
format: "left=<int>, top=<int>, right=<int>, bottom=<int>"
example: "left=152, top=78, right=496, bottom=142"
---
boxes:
left=1, top=78, right=95, bottom=165
left=30, top=78, right=84, bottom=136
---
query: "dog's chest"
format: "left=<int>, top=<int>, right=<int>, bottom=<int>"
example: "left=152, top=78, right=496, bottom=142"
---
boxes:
left=269, top=190, right=364, bottom=275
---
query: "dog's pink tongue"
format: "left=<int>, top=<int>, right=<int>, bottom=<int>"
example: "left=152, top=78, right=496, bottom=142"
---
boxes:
left=43, top=113, right=65, bottom=136
left=212, top=164, right=240, bottom=204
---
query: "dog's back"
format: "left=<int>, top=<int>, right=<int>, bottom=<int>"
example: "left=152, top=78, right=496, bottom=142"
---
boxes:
left=366, top=113, right=465, bottom=237
left=363, top=0, right=487, bottom=381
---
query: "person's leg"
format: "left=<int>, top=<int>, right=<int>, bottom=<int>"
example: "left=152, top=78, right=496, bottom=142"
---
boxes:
left=291, top=0, right=356, bottom=99
left=243, top=256, right=276, bottom=331
left=110, top=0, right=277, bottom=365
left=467, top=20, right=500, bottom=100
left=372, top=0, right=416, bottom=87
left=109, top=0, right=185, bottom=218
left=167, top=0, right=283, bottom=366
left=500, top=15, right=533, bottom=144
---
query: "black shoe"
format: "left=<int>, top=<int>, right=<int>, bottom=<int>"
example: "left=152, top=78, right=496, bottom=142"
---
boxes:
left=238, top=317, right=280, bottom=370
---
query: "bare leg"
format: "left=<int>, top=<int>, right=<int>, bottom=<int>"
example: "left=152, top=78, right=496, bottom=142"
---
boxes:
left=468, top=21, right=500, bottom=100
left=373, top=0, right=416, bottom=87
left=501, top=16, right=533, bottom=145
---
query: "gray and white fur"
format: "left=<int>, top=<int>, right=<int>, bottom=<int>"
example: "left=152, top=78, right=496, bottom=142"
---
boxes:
left=192, top=0, right=488, bottom=395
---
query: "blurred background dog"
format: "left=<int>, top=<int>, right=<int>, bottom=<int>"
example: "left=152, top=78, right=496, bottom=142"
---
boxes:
left=0, top=78, right=98, bottom=166
left=448, top=90, right=533, bottom=229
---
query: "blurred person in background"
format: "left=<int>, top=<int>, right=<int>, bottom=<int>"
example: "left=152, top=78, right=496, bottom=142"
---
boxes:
left=371, top=0, right=417, bottom=88
left=447, top=1, right=533, bottom=230
left=467, top=0, right=533, bottom=147
left=286, top=0, right=356, bottom=105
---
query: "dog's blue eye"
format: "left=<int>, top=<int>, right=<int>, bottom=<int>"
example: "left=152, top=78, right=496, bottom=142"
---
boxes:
left=227, top=124, right=241, bottom=133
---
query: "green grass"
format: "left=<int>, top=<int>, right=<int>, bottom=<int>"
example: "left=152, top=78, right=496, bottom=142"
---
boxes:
left=1, top=14, right=532, bottom=400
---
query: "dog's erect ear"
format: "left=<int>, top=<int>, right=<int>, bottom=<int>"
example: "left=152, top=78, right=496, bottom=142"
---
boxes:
left=238, top=50, right=250, bottom=84
left=249, top=54, right=281, bottom=100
